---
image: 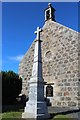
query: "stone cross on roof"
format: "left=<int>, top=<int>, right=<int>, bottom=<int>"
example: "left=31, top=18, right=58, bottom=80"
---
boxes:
left=34, top=27, right=42, bottom=40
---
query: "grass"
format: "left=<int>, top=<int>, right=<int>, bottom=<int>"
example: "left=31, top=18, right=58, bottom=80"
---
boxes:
left=0, top=113, right=2, bottom=120
left=1, top=107, right=23, bottom=120
left=2, top=111, right=22, bottom=118
left=0, top=111, right=73, bottom=120
left=53, top=115, right=73, bottom=120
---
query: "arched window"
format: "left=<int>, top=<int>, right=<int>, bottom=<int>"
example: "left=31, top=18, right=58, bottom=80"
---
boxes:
left=46, top=10, right=50, bottom=20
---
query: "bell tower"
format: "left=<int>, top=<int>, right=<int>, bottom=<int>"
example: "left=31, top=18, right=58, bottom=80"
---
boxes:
left=45, top=3, right=56, bottom=22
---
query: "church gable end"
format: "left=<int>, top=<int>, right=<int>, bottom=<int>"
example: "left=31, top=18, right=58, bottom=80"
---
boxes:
left=19, top=3, right=79, bottom=109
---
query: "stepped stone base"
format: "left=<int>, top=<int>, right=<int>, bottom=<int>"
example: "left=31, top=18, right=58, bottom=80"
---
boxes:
left=22, top=112, right=36, bottom=119
left=22, top=101, right=50, bottom=119
left=22, top=112, right=49, bottom=119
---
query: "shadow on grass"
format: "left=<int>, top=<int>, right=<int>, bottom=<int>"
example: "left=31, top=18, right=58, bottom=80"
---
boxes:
left=2, top=105, right=24, bottom=113
left=50, top=109, right=80, bottom=120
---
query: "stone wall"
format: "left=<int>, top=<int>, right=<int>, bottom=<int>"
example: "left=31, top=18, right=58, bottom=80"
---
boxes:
left=19, top=20, right=79, bottom=109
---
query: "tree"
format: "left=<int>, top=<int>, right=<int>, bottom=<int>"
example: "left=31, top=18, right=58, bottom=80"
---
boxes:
left=2, top=71, right=22, bottom=105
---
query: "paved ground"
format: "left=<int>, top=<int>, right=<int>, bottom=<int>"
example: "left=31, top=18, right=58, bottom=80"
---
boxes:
left=48, top=107, right=80, bottom=120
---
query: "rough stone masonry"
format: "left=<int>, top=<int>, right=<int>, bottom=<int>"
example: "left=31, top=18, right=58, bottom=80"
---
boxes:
left=19, top=3, right=80, bottom=110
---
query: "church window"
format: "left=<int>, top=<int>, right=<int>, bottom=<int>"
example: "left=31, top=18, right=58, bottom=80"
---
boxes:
left=45, top=51, right=52, bottom=59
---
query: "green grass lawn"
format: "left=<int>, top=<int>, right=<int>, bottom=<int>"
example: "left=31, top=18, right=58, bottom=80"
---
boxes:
left=2, top=111, right=22, bottom=118
left=0, top=113, right=2, bottom=120
left=53, top=115, right=73, bottom=120
left=0, top=111, right=73, bottom=120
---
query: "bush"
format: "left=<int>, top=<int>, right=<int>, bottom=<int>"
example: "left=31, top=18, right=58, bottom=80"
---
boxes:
left=2, top=71, right=22, bottom=105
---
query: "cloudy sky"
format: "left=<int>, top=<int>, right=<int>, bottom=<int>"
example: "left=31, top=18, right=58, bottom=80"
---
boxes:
left=2, top=2, right=78, bottom=73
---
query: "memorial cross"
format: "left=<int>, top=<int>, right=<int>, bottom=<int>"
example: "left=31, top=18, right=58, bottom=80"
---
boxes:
left=34, top=27, right=42, bottom=40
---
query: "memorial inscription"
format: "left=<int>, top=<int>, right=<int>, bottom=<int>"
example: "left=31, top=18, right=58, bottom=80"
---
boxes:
left=46, top=85, right=53, bottom=97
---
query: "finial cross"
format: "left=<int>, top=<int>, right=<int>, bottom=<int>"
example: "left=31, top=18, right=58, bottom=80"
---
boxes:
left=34, top=27, right=42, bottom=40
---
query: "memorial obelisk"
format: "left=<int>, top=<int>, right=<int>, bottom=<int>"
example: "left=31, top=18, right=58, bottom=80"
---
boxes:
left=22, top=27, right=50, bottom=119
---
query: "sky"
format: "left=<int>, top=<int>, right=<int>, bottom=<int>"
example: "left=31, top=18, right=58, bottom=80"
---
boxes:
left=2, top=2, right=78, bottom=73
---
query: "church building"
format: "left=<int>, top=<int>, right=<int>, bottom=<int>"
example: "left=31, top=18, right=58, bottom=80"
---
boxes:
left=19, top=3, right=80, bottom=109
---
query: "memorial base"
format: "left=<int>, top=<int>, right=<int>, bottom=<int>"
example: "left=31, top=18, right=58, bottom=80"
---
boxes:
left=22, top=101, right=50, bottom=119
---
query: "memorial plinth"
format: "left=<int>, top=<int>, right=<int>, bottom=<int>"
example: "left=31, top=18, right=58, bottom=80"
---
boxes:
left=22, top=27, right=50, bottom=119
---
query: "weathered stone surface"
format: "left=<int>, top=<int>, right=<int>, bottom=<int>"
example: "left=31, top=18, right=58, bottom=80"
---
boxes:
left=19, top=19, right=79, bottom=108
left=64, top=92, right=69, bottom=96
left=68, top=102, right=77, bottom=107
left=65, top=97, right=71, bottom=101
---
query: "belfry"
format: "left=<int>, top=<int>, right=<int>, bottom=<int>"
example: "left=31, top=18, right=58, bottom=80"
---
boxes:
left=45, top=3, right=55, bottom=21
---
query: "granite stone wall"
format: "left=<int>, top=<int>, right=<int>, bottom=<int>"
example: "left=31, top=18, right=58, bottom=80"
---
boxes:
left=19, top=20, right=79, bottom=109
